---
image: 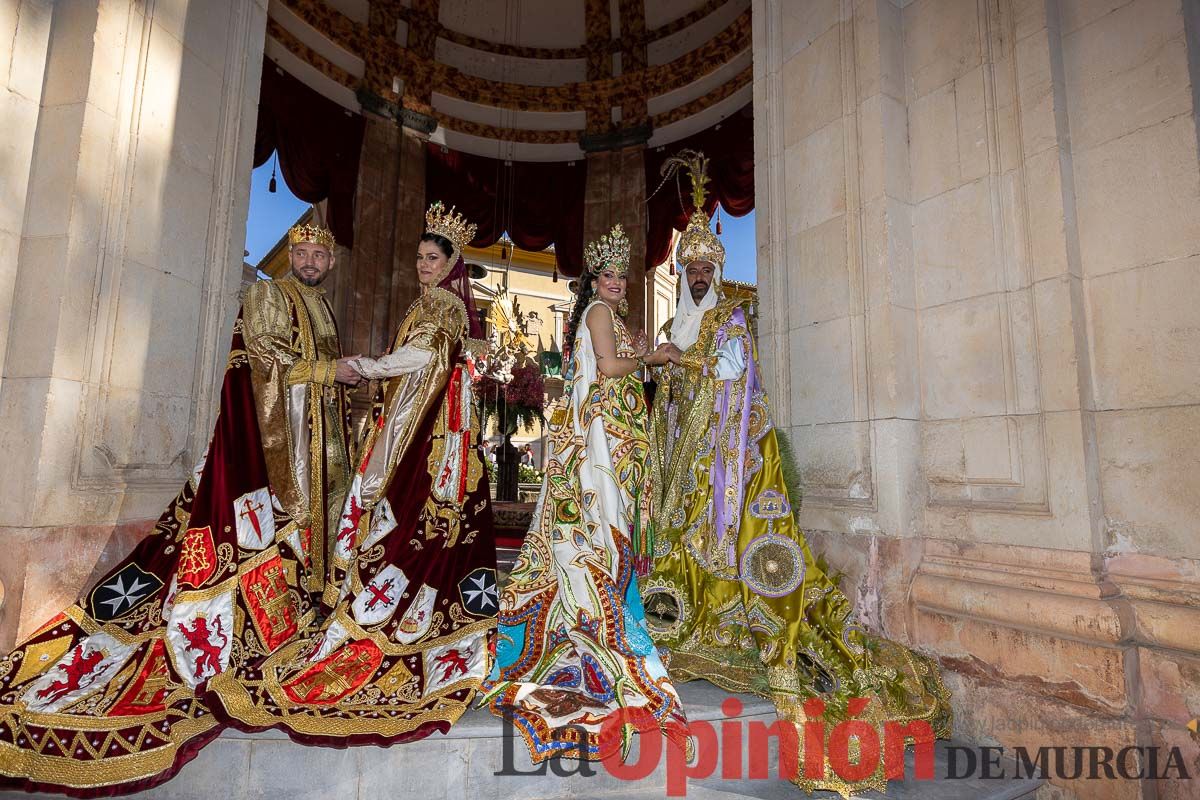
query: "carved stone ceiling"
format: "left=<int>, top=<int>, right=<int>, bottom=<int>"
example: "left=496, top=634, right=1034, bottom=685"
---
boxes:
left=264, top=0, right=752, bottom=160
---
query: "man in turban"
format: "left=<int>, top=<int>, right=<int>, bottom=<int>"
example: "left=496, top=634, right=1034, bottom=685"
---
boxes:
left=644, top=151, right=950, bottom=796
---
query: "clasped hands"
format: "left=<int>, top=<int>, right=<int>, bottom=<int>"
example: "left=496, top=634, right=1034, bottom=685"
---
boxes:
left=631, top=331, right=682, bottom=367
left=336, top=355, right=364, bottom=387
left=339, top=332, right=682, bottom=386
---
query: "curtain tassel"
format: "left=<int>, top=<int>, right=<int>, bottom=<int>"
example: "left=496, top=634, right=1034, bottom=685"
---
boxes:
left=268, top=152, right=278, bottom=194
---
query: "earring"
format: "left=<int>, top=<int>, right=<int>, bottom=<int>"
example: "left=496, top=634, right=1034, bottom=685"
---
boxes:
left=617, top=298, right=629, bottom=317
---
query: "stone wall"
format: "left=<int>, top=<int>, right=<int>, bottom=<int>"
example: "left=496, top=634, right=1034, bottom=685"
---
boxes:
left=0, top=0, right=268, bottom=648
left=0, top=1, right=51, bottom=403
left=753, top=0, right=1200, bottom=797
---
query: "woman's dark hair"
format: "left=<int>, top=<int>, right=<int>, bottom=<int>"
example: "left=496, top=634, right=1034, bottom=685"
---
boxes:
left=563, top=275, right=596, bottom=360
left=419, top=232, right=454, bottom=259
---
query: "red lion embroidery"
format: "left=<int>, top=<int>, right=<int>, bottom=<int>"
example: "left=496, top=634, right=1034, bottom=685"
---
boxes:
left=36, top=645, right=106, bottom=703
left=433, top=648, right=471, bottom=683
left=337, top=495, right=364, bottom=547
left=176, top=615, right=228, bottom=680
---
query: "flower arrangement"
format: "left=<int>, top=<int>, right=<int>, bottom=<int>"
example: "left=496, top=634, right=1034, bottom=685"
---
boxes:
left=471, top=290, right=547, bottom=435
left=506, top=364, right=545, bottom=432
left=475, top=373, right=503, bottom=430
left=517, top=463, right=543, bottom=484
left=477, top=364, right=545, bottom=434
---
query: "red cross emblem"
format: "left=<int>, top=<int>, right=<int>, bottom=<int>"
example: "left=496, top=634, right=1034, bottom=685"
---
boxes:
left=364, top=578, right=395, bottom=612
left=239, top=497, right=266, bottom=543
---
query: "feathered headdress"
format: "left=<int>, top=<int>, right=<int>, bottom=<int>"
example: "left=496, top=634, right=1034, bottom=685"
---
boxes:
left=660, top=148, right=725, bottom=269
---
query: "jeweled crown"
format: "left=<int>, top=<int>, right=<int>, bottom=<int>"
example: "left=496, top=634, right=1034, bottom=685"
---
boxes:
left=678, top=210, right=725, bottom=269
left=662, top=148, right=726, bottom=269
left=425, top=201, right=477, bottom=254
left=288, top=223, right=336, bottom=250
left=584, top=223, right=631, bottom=277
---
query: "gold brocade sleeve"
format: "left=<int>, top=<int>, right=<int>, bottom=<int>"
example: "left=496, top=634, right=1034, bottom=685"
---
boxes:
left=242, top=280, right=308, bottom=523
left=395, top=310, right=453, bottom=354
left=679, top=349, right=718, bottom=375
left=242, top=282, right=338, bottom=387
left=286, top=359, right=337, bottom=387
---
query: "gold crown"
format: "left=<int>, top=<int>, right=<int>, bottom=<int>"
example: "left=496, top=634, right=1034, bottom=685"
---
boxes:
left=661, top=148, right=725, bottom=269
left=584, top=223, right=631, bottom=277
left=425, top=201, right=477, bottom=254
left=678, top=210, right=725, bottom=269
left=288, top=223, right=336, bottom=250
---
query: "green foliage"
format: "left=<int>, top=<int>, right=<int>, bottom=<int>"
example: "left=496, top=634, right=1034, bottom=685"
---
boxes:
left=774, top=427, right=805, bottom=514
left=517, top=463, right=543, bottom=484
left=508, top=403, right=543, bottom=435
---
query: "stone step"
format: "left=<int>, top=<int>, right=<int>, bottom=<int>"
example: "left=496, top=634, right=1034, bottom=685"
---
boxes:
left=1, top=682, right=1043, bottom=799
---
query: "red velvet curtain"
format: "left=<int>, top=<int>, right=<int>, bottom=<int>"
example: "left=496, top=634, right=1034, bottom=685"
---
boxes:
left=644, top=103, right=755, bottom=269
left=254, top=61, right=365, bottom=248
left=425, top=145, right=587, bottom=276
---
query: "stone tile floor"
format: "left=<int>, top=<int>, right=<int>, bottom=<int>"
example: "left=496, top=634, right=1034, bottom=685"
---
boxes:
left=0, top=681, right=1041, bottom=800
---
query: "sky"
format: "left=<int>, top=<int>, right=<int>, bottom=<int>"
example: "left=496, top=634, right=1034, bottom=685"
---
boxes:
left=715, top=208, right=756, bottom=284
left=244, top=161, right=757, bottom=283
left=245, top=160, right=309, bottom=264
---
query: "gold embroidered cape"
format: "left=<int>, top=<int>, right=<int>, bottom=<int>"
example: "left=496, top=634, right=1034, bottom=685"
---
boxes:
left=242, top=273, right=353, bottom=593
left=208, top=286, right=499, bottom=745
left=0, top=275, right=351, bottom=794
left=645, top=297, right=952, bottom=797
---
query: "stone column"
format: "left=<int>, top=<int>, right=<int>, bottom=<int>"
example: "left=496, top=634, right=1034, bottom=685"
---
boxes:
left=0, top=0, right=267, bottom=649
left=754, top=0, right=924, bottom=637
left=335, top=111, right=428, bottom=432
left=0, top=0, right=52, bottom=402
left=0, top=0, right=46, bottom=643
left=755, top=1, right=1200, bottom=797
left=1050, top=1, right=1200, bottom=793
left=583, top=144, right=648, bottom=334
left=339, top=114, right=403, bottom=361
left=390, top=123, right=429, bottom=329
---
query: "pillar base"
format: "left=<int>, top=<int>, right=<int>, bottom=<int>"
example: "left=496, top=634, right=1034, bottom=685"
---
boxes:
left=0, top=519, right=156, bottom=650
left=803, top=531, right=1200, bottom=799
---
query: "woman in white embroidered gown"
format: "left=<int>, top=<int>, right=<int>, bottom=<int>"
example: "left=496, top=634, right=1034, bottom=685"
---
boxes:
left=480, top=224, right=687, bottom=762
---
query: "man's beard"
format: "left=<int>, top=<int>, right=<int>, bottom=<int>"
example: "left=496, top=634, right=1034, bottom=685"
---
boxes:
left=294, top=267, right=326, bottom=287
left=689, top=282, right=709, bottom=303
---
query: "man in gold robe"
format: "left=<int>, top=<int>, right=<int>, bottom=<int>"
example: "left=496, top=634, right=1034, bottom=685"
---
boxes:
left=644, top=151, right=950, bottom=797
left=0, top=221, right=361, bottom=795
left=241, top=222, right=360, bottom=597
